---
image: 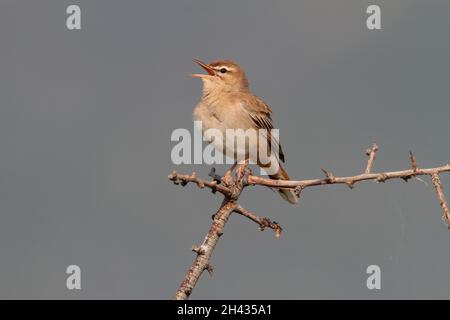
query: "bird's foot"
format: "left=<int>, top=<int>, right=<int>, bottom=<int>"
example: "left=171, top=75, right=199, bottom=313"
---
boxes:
left=220, top=163, right=238, bottom=186
left=235, top=159, right=250, bottom=179
left=221, top=170, right=234, bottom=186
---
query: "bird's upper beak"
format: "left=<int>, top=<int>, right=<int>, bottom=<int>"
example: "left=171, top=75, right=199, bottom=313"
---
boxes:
left=191, top=59, right=216, bottom=78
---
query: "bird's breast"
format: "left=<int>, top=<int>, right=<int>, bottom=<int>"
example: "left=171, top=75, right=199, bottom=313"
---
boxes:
left=193, top=98, right=253, bottom=160
left=194, top=98, right=251, bottom=131
left=193, top=102, right=226, bottom=135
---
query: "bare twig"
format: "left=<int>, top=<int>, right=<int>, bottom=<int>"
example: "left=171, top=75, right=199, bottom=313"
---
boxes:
left=168, top=171, right=231, bottom=197
left=234, top=205, right=282, bottom=237
left=173, top=200, right=237, bottom=300
left=247, top=164, right=450, bottom=190
left=173, top=165, right=252, bottom=300
left=431, top=173, right=450, bottom=227
left=170, top=144, right=450, bottom=299
left=365, top=143, right=379, bottom=174
left=410, top=151, right=418, bottom=172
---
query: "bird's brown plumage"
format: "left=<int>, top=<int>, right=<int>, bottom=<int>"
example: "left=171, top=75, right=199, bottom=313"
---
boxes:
left=192, top=59, right=298, bottom=204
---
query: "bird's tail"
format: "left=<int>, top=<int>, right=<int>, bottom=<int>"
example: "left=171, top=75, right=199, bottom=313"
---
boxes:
left=269, top=165, right=299, bottom=204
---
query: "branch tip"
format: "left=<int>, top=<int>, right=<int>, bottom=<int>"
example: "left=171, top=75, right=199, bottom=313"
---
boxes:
left=410, top=151, right=418, bottom=172
left=431, top=173, right=450, bottom=228
left=365, top=143, right=378, bottom=174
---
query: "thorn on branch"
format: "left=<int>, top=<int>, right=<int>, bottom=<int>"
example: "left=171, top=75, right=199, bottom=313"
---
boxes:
left=294, top=186, right=303, bottom=198
left=184, top=288, right=192, bottom=298
left=321, top=169, right=335, bottom=183
left=402, top=176, right=411, bottom=182
left=410, top=151, right=418, bottom=172
left=191, top=245, right=205, bottom=255
left=205, top=264, right=214, bottom=276
left=376, top=173, right=388, bottom=183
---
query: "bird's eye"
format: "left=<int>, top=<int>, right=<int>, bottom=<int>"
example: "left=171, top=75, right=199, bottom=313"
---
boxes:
left=220, top=68, right=227, bottom=74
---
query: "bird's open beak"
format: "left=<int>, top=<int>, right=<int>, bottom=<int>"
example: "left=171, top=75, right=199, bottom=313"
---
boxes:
left=191, top=59, right=216, bottom=78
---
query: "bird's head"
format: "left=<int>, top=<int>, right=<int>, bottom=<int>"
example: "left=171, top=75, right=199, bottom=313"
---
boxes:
left=192, top=59, right=249, bottom=93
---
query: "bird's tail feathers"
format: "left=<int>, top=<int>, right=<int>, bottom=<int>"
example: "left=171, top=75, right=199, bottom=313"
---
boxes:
left=269, top=166, right=299, bottom=204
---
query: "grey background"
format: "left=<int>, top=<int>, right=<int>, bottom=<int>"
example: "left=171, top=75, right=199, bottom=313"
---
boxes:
left=1, top=0, right=449, bottom=299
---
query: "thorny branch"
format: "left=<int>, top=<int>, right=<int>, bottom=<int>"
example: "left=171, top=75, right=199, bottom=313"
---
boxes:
left=169, top=144, right=450, bottom=300
left=365, top=143, right=378, bottom=174
left=431, top=173, right=450, bottom=224
left=234, top=205, right=283, bottom=238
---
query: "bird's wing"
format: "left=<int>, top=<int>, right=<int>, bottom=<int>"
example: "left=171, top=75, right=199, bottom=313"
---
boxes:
left=240, top=95, right=285, bottom=163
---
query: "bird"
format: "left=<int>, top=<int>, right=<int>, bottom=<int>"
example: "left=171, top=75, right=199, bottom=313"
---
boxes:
left=191, top=59, right=298, bottom=204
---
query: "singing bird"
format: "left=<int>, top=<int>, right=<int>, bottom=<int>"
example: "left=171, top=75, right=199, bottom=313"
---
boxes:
left=191, top=59, right=298, bottom=204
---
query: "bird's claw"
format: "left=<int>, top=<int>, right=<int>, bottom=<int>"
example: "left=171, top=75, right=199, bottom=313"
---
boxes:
left=221, top=171, right=234, bottom=186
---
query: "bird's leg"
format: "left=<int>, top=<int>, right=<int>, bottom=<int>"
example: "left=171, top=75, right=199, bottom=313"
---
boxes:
left=236, top=159, right=250, bottom=178
left=222, top=162, right=237, bottom=186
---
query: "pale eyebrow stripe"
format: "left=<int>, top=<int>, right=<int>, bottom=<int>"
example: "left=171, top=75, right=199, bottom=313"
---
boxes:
left=213, top=66, right=232, bottom=71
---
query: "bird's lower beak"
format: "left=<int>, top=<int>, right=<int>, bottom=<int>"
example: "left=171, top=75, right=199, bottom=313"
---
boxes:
left=191, top=59, right=216, bottom=78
